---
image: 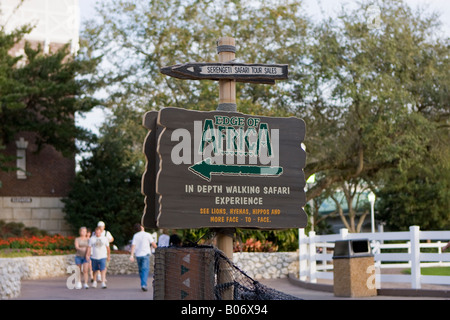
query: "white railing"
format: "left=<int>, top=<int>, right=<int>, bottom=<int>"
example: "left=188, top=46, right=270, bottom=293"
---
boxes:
left=298, top=226, right=450, bottom=289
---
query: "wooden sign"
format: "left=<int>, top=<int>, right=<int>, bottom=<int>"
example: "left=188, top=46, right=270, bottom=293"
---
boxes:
left=141, top=111, right=160, bottom=228
left=161, top=63, right=288, bottom=85
left=141, top=107, right=307, bottom=229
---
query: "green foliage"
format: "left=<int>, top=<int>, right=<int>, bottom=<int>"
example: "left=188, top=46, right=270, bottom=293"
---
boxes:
left=179, top=228, right=298, bottom=252
left=62, top=126, right=144, bottom=247
left=0, top=22, right=101, bottom=177
left=235, top=229, right=298, bottom=252
left=0, top=220, right=49, bottom=238
left=377, top=162, right=450, bottom=230
left=83, top=0, right=309, bottom=114
left=402, top=267, right=450, bottom=276
left=302, top=0, right=449, bottom=201
left=74, top=0, right=449, bottom=241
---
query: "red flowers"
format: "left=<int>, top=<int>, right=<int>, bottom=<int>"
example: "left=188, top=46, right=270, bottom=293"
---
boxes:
left=0, top=234, right=75, bottom=252
left=233, top=238, right=278, bottom=252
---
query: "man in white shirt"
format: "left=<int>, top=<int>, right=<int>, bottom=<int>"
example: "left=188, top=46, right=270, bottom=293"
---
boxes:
left=129, top=223, right=157, bottom=291
left=87, top=226, right=110, bottom=289
left=93, top=221, right=114, bottom=282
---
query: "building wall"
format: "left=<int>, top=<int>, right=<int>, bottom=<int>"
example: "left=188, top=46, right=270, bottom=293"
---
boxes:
left=0, top=133, right=75, bottom=235
left=0, top=0, right=79, bottom=235
left=0, top=197, right=71, bottom=236
left=0, top=0, right=80, bottom=54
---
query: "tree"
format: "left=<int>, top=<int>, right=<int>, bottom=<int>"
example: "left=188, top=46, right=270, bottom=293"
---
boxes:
left=0, top=23, right=101, bottom=175
left=82, top=0, right=449, bottom=234
left=82, top=0, right=310, bottom=114
left=80, top=0, right=312, bottom=242
left=300, top=0, right=449, bottom=203
left=295, top=1, right=449, bottom=232
left=62, top=121, right=144, bottom=247
left=329, top=179, right=372, bottom=233
left=377, top=160, right=450, bottom=231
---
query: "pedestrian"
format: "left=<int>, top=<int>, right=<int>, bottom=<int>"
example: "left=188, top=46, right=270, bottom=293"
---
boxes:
left=74, top=227, right=90, bottom=289
left=96, top=221, right=114, bottom=243
left=443, top=241, right=450, bottom=252
left=170, top=232, right=182, bottom=247
left=85, top=228, right=94, bottom=283
left=129, top=223, right=157, bottom=291
left=158, top=229, right=170, bottom=247
left=87, top=226, right=110, bottom=289
left=94, top=221, right=114, bottom=282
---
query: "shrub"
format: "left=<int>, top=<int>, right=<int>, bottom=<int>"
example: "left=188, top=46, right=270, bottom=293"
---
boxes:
left=233, top=238, right=278, bottom=252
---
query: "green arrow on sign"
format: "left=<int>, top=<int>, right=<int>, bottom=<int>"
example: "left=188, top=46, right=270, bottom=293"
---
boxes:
left=188, top=158, right=283, bottom=181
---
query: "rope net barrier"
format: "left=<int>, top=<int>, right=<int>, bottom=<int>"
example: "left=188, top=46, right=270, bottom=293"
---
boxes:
left=153, top=246, right=301, bottom=300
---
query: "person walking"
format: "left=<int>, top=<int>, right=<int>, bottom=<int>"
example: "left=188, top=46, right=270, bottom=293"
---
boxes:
left=85, top=228, right=94, bottom=283
left=87, top=226, right=110, bottom=289
left=158, top=229, right=170, bottom=247
left=74, top=227, right=90, bottom=289
left=129, top=223, right=157, bottom=291
left=94, top=221, right=114, bottom=282
left=97, top=221, right=114, bottom=243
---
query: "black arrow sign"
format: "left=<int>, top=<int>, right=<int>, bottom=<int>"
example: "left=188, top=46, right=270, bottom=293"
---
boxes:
left=161, top=62, right=288, bottom=84
left=188, top=158, right=283, bottom=182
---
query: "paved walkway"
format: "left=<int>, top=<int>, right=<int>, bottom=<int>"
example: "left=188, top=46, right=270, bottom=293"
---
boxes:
left=14, top=274, right=449, bottom=300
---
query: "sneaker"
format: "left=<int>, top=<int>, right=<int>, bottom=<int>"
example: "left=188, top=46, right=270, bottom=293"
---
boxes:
left=141, top=286, right=148, bottom=292
left=92, top=281, right=97, bottom=288
left=84, top=284, right=89, bottom=289
left=75, top=282, right=82, bottom=290
left=101, top=282, right=107, bottom=289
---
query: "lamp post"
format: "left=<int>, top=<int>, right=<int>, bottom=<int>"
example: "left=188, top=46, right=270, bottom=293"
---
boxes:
left=302, top=143, right=316, bottom=231
left=306, top=173, right=316, bottom=231
left=368, top=191, right=376, bottom=233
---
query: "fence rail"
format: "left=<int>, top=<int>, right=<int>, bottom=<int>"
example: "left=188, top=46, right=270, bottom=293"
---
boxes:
left=298, top=226, right=450, bottom=289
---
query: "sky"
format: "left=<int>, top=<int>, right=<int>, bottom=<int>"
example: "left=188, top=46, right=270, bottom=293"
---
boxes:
left=75, top=0, right=450, bottom=135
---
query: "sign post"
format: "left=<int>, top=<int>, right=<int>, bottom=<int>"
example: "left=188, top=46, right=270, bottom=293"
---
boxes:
left=216, top=37, right=236, bottom=260
left=142, top=36, right=307, bottom=272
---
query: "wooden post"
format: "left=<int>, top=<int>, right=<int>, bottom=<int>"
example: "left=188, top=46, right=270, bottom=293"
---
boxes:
left=217, top=36, right=236, bottom=112
left=215, top=36, right=236, bottom=260
left=216, top=37, right=235, bottom=300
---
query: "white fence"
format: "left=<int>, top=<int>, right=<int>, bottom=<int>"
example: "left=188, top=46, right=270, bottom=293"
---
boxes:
left=298, top=226, right=450, bottom=289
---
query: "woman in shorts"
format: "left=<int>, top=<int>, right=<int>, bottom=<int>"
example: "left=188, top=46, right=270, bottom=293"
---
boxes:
left=74, top=226, right=90, bottom=289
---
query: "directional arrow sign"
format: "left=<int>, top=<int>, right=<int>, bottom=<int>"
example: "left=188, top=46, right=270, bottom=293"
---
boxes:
left=161, top=62, right=288, bottom=84
left=189, top=158, right=283, bottom=181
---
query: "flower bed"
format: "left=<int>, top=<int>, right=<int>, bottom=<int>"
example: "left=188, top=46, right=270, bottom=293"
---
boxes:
left=233, top=238, right=278, bottom=252
left=0, top=235, right=75, bottom=256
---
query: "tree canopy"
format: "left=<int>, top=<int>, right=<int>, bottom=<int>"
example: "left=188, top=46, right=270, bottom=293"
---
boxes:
left=0, top=23, right=101, bottom=168
left=70, top=0, right=449, bottom=234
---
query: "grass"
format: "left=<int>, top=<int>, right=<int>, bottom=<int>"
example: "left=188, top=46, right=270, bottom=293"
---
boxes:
left=402, top=267, right=450, bottom=276
left=0, top=248, right=75, bottom=258
left=0, top=248, right=130, bottom=258
left=0, top=249, right=33, bottom=258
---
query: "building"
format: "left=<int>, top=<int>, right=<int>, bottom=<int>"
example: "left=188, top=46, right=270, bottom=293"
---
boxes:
left=0, top=0, right=80, bottom=235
